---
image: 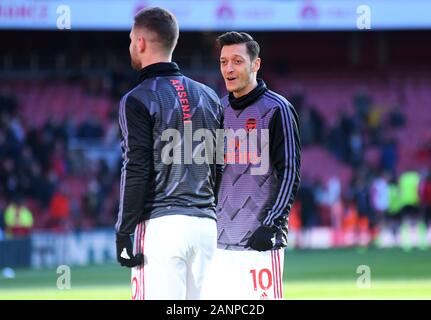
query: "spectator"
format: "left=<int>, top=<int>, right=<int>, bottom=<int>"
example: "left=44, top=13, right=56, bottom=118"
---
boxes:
left=352, top=173, right=374, bottom=241
left=314, top=178, right=330, bottom=226
left=48, top=186, right=71, bottom=231
left=370, top=171, right=390, bottom=226
left=349, top=129, right=364, bottom=166
left=77, top=115, right=104, bottom=139
left=298, top=175, right=319, bottom=228
left=388, top=104, right=406, bottom=128
left=50, top=140, right=68, bottom=178
left=387, top=175, right=402, bottom=230
left=327, top=118, right=344, bottom=160
left=342, top=200, right=359, bottom=234
left=299, top=106, right=325, bottom=146
left=398, top=170, right=421, bottom=218
left=309, top=107, right=325, bottom=145
left=353, top=89, right=372, bottom=122
left=326, top=177, right=343, bottom=229
left=380, top=135, right=398, bottom=174
left=299, top=108, right=315, bottom=146
left=338, top=110, right=355, bottom=162
left=4, top=196, right=34, bottom=238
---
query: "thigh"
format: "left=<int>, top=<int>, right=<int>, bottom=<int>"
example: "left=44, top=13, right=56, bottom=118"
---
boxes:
left=200, top=248, right=241, bottom=300
left=241, top=249, right=284, bottom=300
left=201, top=248, right=285, bottom=300
left=133, top=217, right=189, bottom=300
left=186, top=217, right=217, bottom=299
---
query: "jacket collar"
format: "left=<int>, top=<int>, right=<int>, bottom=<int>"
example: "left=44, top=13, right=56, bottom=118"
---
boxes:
left=138, top=62, right=182, bottom=82
left=228, top=79, right=267, bottom=110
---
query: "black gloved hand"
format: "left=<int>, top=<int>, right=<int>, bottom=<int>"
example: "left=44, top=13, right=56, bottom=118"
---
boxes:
left=116, top=233, right=144, bottom=268
left=246, top=226, right=277, bottom=251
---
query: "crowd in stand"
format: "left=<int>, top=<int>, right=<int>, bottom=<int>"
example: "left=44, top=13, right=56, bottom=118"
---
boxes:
left=1, top=81, right=431, bottom=245
left=0, top=89, right=120, bottom=239
left=290, top=89, right=431, bottom=247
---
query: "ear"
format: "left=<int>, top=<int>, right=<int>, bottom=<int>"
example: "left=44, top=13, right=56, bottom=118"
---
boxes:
left=252, top=57, right=261, bottom=73
left=137, top=35, right=146, bottom=53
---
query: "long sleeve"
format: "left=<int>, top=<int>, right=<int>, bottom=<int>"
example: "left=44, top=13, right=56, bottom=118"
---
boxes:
left=115, top=94, right=153, bottom=235
left=263, top=106, right=301, bottom=227
left=214, top=110, right=224, bottom=203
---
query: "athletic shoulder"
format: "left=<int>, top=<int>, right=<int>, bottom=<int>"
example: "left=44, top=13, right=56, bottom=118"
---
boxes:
left=184, top=77, right=221, bottom=104
left=263, top=89, right=294, bottom=111
left=122, top=82, right=158, bottom=107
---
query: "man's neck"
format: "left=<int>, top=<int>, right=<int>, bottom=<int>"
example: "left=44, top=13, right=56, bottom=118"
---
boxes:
left=233, top=79, right=258, bottom=98
left=140, top=54, right=172, bottom=69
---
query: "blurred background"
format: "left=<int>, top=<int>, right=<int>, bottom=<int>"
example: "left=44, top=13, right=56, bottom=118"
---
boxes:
left=0, top=0, right=430, bottom=299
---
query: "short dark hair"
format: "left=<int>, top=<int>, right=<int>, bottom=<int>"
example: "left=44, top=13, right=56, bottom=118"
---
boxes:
left=134, top=7, right=179, bottom=53
left=217, top=31, right=260, bottom=61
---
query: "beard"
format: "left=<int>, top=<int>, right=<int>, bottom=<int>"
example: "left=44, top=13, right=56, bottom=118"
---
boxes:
left=130, top=53, right=141, bottom=71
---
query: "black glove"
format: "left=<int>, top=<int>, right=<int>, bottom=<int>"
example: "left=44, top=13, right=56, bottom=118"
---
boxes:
left=116, top=233, right=144, bottom=268
left=246, top=226, right=277, bottom=251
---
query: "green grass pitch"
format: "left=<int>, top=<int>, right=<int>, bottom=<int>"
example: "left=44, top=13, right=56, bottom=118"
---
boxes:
left=0, top=248, right=430, bottom=300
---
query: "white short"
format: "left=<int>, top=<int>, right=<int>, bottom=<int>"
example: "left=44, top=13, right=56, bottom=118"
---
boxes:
left=131, top=215, right=217, bottom=300
left=202, top=248, right=285, bottom=300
